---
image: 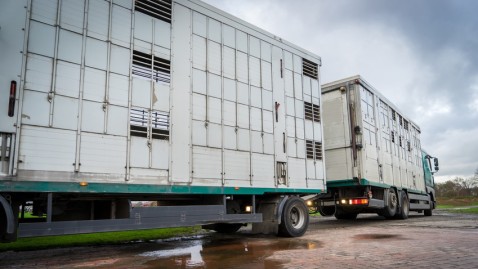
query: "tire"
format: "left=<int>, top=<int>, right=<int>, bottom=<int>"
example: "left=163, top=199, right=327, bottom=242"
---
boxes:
left=207, top=223, right=243, bottom=233
left=395, top=192, right=409, bottom=220
left=319, top=206, right=335, bottom=217
left=278, top=196, right=309, bottom=237
left=381, top=189, right=398, bottom=218
left=424, top=201, right=434, bottom=216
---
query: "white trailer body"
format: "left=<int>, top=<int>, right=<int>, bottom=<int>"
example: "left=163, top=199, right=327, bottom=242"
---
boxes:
left=0, top=0, right=324, bottom=241
left=318, top=76, right=437, bottom=219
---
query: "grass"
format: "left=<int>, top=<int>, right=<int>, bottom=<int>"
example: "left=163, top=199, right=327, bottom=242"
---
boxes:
left=436, top=196, right=478, bottom=214
left=0, top=226, right=201, bottom=252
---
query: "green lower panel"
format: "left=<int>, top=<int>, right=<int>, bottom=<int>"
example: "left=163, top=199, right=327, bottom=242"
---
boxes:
left=0, top=180, right=323, bottom=195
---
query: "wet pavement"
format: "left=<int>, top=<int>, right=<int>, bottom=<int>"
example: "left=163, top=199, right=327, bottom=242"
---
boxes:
left=1, top=210, right=478, bottom=268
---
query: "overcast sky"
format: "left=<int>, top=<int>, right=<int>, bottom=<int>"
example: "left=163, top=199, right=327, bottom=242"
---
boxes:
left=202, top=0, right=478, bottom=182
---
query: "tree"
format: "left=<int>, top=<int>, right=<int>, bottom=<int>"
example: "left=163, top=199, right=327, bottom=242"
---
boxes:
left=435, top=167, right=478, bottom=197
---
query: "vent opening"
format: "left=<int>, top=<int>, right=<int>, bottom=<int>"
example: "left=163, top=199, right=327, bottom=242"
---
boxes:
left=306, top=140, right=322, bottom=160
left=304, top=102, right=320, bottom=122
left=130, top=108, right=170, bottom=140
left=151, top=110, right=170, bottom=140
left=302, top=58, right=318, bottom=79
left=130, top=108, right=149, bottom=138
left=135, top=0, right=172, bottom=24
left=133, top=50, right=171, bottom=83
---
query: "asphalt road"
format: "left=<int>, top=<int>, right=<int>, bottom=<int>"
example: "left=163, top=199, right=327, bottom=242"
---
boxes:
left=1, top=210, right=477, bottom=269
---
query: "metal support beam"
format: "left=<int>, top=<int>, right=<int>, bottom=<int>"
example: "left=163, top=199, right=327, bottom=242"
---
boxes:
left=47, top=193, right=52, bottom=223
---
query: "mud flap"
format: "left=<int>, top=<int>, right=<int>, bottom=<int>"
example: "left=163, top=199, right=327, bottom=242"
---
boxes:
left=0, top=195, right=17, bottom=242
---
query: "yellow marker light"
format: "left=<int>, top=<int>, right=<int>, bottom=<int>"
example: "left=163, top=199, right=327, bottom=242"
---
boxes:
left=79, top=182, right=88, bottom=187
left=341, top=199, right=347, bottom=204
left=245, top=206, right=252, bottom=212
left=306, top=200, right=313, bottom=206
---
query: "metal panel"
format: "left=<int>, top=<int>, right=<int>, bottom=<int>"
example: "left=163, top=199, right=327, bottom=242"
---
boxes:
left=110, top=45, right=130, bottom=76
left=60, top=0, right=85, bottom=34
left=306, top=159, right=315, bottom=179
left=80, top=133, right=127, bottom=173
left=208, top=122, right=222, bottom=148
left=223, top=24, right=235, bottom=48
left=32, top=0, right=57, bottom=26
left=207, top=40, right=221, bottom=75
left=289, top=157, right=306, bottom=186
left=223, top=46, right=235, bottom=79
left=109, top=73, right=129, bottom=107
left=21, top=90, right=50, bottom=127
left=223, top=78, right=236, bottom=102
left=261, top=41, right=271, bottom=62
left=237, top=104, right=249, bottom=128
left=193, top=146, right=222, bottom=179
left=55, top=61, right=80, bottom=98
left=287, top=137, right=296, bottom=157
left=111, top=4, right=131, bottom=47
left=130, top=136, right=149, bottom=168
left=297, top=139, right=305, bottom=159
left=18, top=126, right=76, bottom=172
left=107, top=105, right=128, bottom=136
left=152, top=139, right=169, bottom=170
left=192, top=69, right=206, bottom=94
left=315, top=160, right=324, bottom=179
left=251, top=131, right=262, bottom=153
left=286, top=97, right=295, bottom=117
left=303, top=76, right=311, bottom=97
left=192, top=12, right=206, bottom=37
left=170, top=3, right=192, bottom=183
left=250, top=86, right=261, bottom=108
left=192, top=120, right=206, bottom=146
left=208, top=97, right=221, bottom=124
left=236, top=30, right=247, bottom=53
left=293, top=54, right=302, bottom=74
left=296, top=119, right=305, bottom=139
left=237, top=128, right=250, bottom=151
left=132, top=77, right=151, bottom=108
left=192, top=93, right=206, bottom=121
left=154, top=18, right=171, bottom=49
left=249, top=56, right=260, bottom=87
left=262, top=90, right=273, bottom=111
left=249, top=36, right=260, bottom=58
left=25, top=54, right=53, bottom=93
left=251, top=153, right=274, bottom=186
left=87, top=0, right=109, bottom=40
left=311, top=79, right=319, bottom=98
left=305, top=120, right=313, bottom=140
left=263, top=110, right=273, bottom=133
left=294, top=73, right=303, bottom=100
left=57, top=29, right=82, bottom=64
left=208, top=73, right=221, bottom=98
left=134, top=12, right=153, bottom=43
left=53, top=95, right=78, bottom=130
left=261, top=61, right=272, bottom=91
left=223, top=100, right=236, bottom=126
left=237, top=82, right=248, bottom=105
left=250, top=107, right=262, bottom=131
left=113, top=0, right=133, bottom=9
left=153, top=82, right=169, bottom=111
left=284, top=70, right=294, bottom=97
left=223, top=126, right=236, bottom=149
left=85, top=37, right=108, bottom=70
left=284, top=51, right=293, bottom=70
left=286, top=116, right=295, bottom=137
left=224, top=150, right=249, bottom=180
left=83, top=67, right=106, bottom=102
left=192, top=35, right=206, bottom=70
left=295, top=99, right=304, bottom=119
left=236, top=52, right=248, bottom=83
left=28, top=21, right=55, bottom=57
left=81, top=100, right=104, bottom=133
left=263, top=133, right=274, bottom=155
left=314, top=122, right=322, bottom=141
left=208, top=18, right=221, bottom=43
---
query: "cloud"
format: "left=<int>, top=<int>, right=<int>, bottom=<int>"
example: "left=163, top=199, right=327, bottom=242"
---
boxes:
left=202, top=0, right=478, bottom=181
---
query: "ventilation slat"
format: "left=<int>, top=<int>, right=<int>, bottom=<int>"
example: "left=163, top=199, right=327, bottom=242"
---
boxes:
left=132, top=50, right=171, bottom=83
left=302, top=58, right=318, bottom=79
left=304, top=101, right=320, bottom=122
left=135, top=0, right=172, bottom=23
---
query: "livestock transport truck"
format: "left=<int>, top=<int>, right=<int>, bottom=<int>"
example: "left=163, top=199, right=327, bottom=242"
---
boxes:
left=0, top=0, right=326, bottom=241
left=315, top=76, right=439, bottom=220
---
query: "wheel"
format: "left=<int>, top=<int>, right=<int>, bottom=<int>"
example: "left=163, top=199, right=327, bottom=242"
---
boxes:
left=278, top=196, right=309, bottom=237
left=395, top=192, right=409, bottom=220
left=424, top=201, right=434, bottom=216
left=319, top=205, right=335, bottom=217
left=205, top=223, right=243, bottom=233
left=381, top=189, right=398, bottom=218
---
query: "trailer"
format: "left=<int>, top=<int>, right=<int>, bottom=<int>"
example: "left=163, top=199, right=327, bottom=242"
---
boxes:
left=316, top=76, right=439, bottom=219
left=0, top=0, right=325, bottom=242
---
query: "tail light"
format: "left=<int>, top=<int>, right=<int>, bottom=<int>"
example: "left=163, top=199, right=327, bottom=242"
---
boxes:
left=8, top=80, right=17, bottom=117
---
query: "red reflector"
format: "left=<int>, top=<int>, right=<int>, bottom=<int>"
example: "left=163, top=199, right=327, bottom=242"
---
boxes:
left=351, top=198, right=369, bottom=205
left=8, top=80, right=17, bottom=117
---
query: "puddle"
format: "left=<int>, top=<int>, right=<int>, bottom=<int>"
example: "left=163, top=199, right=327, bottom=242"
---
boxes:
left=353, top=234, right=402, bottom=240
left=138, top=236, right=323, bottom=268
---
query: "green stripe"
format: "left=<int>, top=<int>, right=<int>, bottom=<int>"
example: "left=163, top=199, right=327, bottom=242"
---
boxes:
left=0, top=181, right=323, bottom=195
left=327, top=178, right=427, bottom=194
